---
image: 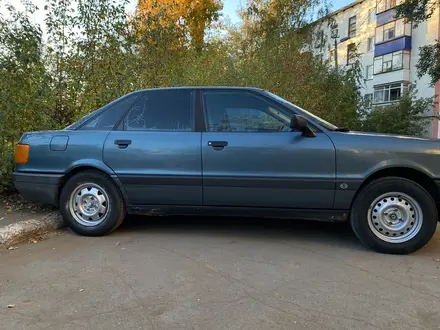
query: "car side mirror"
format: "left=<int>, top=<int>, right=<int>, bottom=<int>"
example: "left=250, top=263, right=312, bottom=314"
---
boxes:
left=290, top=115, right=316, bottom=138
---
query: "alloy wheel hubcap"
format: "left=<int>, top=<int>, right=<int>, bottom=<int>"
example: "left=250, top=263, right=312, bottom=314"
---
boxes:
left=367, top=192, right=423, bottom=243
left=69, top=183, right=109, bottom=226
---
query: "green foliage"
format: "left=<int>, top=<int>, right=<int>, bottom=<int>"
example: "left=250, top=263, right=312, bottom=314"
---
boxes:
left=417, top=43, right=440, bottom=87
left=396, top=0, right=436, bottom=28
left=0, top=0, right=56, bottom=192
left=0, top=148, right=14, bottom=193
left=360, top=88, right=434, bottom=136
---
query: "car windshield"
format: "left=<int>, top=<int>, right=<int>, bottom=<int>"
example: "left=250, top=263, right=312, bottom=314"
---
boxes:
left=263, top=91, right=339, bottom=131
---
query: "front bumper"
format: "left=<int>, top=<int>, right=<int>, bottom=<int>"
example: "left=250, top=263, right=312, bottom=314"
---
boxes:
left=13, top=172, right=62, bottom=206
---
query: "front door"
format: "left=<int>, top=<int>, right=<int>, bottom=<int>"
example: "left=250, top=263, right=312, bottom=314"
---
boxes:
left=104, top=89, right=202, bottom=205
left=201, top=90, right=336, bottom=209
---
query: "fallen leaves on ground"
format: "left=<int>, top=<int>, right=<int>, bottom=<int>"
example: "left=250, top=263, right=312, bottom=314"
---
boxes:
left=0, top=194, right=54, bottom=213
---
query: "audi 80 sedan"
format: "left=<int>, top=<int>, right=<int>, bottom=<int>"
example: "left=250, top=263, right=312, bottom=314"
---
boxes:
left=13, top=87, right=440, bottom=254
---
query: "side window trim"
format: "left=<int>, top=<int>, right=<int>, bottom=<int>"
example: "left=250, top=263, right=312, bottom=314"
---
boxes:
left=120, top=89, right=196, bottom=132
left=194, top=89, right=206, bottom=132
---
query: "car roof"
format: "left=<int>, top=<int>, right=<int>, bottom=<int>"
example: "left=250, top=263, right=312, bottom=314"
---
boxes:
left=134, top=86, right=264, bottom=93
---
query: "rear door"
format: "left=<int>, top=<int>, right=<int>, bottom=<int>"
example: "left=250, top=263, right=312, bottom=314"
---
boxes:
left=201, top=89, right=336, bottom=209
left=103, top=89, right=202, bottom=205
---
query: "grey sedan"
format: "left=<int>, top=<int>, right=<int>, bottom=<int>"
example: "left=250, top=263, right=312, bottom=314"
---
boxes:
left=13, top=87, right=440, bottom=254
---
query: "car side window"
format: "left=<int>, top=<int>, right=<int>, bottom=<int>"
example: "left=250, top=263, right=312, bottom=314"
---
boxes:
left=124, top=90, right=194, bottom=131
left=203, top=92, right=292, bottom=132
left=80, top=94, right=139, bottom=131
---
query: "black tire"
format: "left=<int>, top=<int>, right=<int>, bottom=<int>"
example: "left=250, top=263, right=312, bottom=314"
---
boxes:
left=350, top=177, right=438, bottom=254
left=60, top=170, right=126, bottom=236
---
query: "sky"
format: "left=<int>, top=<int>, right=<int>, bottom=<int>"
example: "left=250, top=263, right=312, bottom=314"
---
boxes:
left=222, top=0, right=244, bottom=23
left=331, top=0, right=354, bottom=12
left=2, top=0, right=355, bottom=27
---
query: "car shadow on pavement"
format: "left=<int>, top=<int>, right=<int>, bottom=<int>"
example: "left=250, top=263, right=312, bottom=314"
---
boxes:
left=115, top=215, right=366, bottom=251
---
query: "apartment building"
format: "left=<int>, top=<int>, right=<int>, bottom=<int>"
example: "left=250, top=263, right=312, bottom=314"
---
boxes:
left=313, top=0, right=440, bottom=137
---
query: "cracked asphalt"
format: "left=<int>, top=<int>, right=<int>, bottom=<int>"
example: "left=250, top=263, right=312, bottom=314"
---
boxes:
left=1, top=217, right=440, bottom=330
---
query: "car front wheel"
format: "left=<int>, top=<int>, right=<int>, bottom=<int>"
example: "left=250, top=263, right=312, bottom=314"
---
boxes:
left=60, top=170, right=126, bottom=236
left=350, top=177, right=438, bottom=254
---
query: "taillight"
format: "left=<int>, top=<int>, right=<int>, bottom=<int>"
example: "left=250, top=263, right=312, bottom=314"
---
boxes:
left=15, top=144, right=30, bottom=164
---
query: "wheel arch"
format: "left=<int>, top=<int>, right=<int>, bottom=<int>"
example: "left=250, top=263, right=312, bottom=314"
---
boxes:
left=351, top=166, right=439, bottom=209
left=59, top=163, right=129, bottom=205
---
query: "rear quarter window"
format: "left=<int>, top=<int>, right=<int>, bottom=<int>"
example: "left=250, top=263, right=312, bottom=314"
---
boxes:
left=77, top=94, right=139, bottom=131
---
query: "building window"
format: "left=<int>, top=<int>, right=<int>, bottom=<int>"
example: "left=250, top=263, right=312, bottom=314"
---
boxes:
left=347, top=43, right=356, bottom=65
left=375, top=18, right=409, bottom=43
left=392, top=51, right=403, bottom=68
left=365, top=93, right=373, bottom=108
left=395, top=19, right=404, bottom=36
left=384, top=22, right=395, bottom=40
left=367, top=37, right=374, bottom=52
left=368, top=8, right=376, bottom=23
left=366, top=65, right=374, bottom=80
left=329, top=49, right=336, bottom=64
left=380, top=53, right=393, bottom=72
left=315, top=30, right=325, bottom=49
left=374, top=57, right=383, bottom=74
left=317, top=53, right=324, bottom=63
left=373, top=83, right=409, bottom=104
left=331, top=24, right=339, bottom=38
left=348, top=16, right=357, bottom=38
left=373, top=50, right=408, bottom=74
left=377, top=0, right=402, bottom=14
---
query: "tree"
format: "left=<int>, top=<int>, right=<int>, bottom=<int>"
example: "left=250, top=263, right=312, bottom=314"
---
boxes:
left=136, top=0, right=223, bottom=50
left=229, top=0, right=361, bottom=128
left=396, top=0, right=440, bottom=86
left=361, top=88, right=434, bottom=136
left=0, top=0, right=52, bottom=192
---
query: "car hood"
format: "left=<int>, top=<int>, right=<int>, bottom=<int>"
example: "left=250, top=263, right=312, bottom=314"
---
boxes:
left=328, top=130, right=440, bottom=164
left=342, top=131, right=437, bottom=142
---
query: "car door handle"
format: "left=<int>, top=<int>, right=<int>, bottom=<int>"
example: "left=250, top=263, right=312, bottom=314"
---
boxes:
left=208, top=141, right=228, bottom=151
left=115, top=140, right=132, bottom=149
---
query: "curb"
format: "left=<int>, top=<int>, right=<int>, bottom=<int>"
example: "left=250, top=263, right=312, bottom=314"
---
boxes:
left=0, top=212, right=64, bottom=247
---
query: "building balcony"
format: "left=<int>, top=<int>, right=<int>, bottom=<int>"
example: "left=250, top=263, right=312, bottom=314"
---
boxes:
left=377, top=8, right=397, bottom=26
left=373, top=68, right=411, bottom=86
left=375, top=36, right=412, bottom=57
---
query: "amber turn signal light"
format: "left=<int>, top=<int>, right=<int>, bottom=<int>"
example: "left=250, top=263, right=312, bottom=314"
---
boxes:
left=15, top=144, right=30, bottom=164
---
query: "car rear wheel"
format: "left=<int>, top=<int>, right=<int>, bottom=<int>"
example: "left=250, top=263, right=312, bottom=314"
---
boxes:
left=350, top=177, right=438, bottom=254
left=60, top=170, right=126, bottom=236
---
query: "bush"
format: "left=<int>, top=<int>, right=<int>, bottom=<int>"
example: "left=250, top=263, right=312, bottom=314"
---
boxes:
left=0, top=147, right=15, bottom=194
left=361, top=88, right=434, bottom=136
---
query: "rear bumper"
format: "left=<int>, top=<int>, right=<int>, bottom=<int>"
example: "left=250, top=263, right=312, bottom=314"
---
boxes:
left=13, top=172, right=62, bottom=206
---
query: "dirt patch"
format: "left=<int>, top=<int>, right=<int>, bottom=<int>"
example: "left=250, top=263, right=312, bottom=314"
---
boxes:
left=0, top=194, right=55, bottom=227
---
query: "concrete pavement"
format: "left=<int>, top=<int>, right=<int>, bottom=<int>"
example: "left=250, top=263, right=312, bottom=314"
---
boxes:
left=1, top=217, right=440, bottom=329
